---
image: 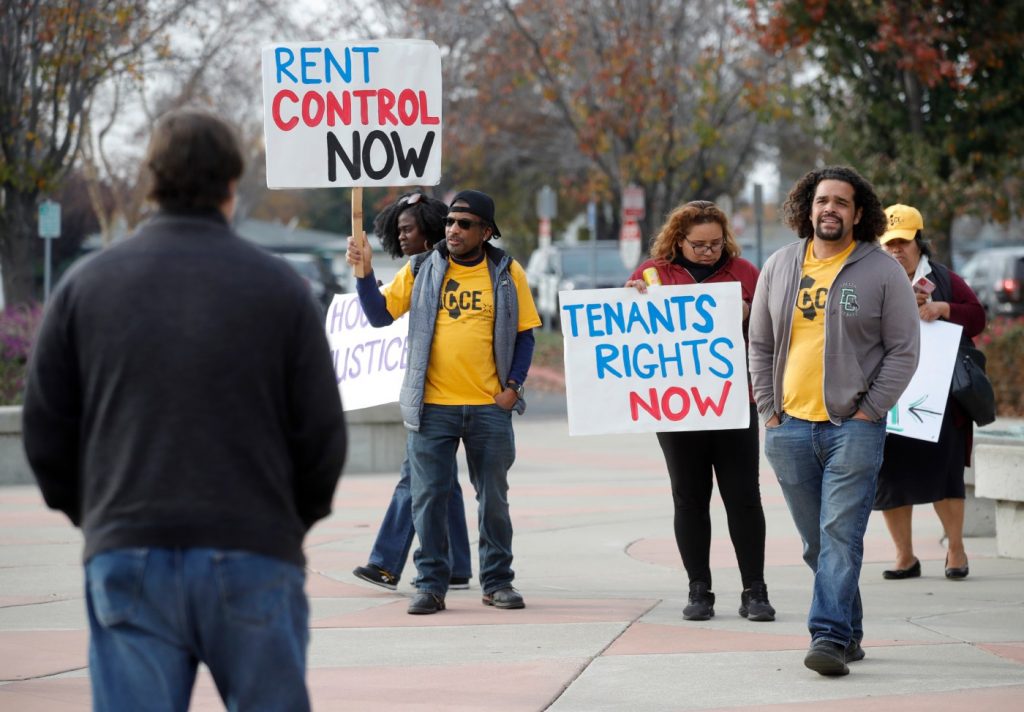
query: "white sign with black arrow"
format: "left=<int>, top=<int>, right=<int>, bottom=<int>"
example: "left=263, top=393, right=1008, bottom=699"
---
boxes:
left=886, top=319, right=963, bottom=443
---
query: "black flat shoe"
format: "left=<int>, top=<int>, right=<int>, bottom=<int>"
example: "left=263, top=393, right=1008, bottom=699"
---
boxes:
left=882, top=558, right=921, bottom=580
left=945, top=554, right=969, bottom=579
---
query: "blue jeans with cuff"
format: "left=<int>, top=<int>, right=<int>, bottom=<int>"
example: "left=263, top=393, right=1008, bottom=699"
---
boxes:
left=763, top=415, right=886, bottom=646
left=86, top=547, right=310, bottom=712
left=368, top=456, right=472, bottom=581
left=409, top=403, right=517, bottom=596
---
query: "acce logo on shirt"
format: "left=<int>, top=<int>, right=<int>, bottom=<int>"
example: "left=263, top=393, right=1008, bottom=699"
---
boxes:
left=441, top=278, right=486, bottom=320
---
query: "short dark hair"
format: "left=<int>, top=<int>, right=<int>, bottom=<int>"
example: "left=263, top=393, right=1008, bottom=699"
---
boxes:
left=373, top=192, right=447, bottom=258
left=145, top=108, right=244, bottom=211
left=782, top=165, right=887, bottom=243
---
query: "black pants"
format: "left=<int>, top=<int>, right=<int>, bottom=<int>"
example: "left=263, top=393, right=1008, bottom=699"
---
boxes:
left=656, top=403, right=766, bottom=589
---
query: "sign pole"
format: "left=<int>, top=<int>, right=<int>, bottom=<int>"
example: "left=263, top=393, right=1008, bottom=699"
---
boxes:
left=38, top=199, right=61, bottom=302
left=351, top=186, right=365, bottom=278
left=754, top=183, right=764, bottom=268
left=44, top=238, right=52, bottom=301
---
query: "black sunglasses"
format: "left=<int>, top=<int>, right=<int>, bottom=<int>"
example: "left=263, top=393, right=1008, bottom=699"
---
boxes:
left=444, top=217, right=487, bottom=230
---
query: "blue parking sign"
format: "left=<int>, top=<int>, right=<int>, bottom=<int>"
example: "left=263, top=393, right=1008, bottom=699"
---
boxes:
left=38, top=200, right=61, bottom=238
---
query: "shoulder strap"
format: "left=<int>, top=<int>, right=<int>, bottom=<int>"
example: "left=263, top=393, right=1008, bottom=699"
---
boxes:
left=929, top=261, right=953, bottom=303
left=410, top=251, right=430, bottom=277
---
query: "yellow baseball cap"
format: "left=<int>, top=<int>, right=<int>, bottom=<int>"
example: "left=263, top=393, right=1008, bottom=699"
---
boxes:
left=881, top=204, right=924, bottom=244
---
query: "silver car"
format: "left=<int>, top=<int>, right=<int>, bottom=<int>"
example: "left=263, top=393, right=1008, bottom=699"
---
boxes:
left=526, top=243, right=632, bottom=328
left=959, top=246, right=1024, bottom=317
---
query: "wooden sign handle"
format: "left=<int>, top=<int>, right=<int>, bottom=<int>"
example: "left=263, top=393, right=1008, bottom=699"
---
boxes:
left=351, top=186, right=366, bottom=278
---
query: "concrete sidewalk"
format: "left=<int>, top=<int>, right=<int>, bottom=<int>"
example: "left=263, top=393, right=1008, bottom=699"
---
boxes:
left=1, top=407, right=1022, bottom=710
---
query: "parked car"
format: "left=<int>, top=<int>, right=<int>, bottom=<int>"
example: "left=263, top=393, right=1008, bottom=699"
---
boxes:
left=278, top=251, right=344, bottom=311
left=959, top=246, right=1024, bottom=317
left=526, top=242, right=632, bottom=328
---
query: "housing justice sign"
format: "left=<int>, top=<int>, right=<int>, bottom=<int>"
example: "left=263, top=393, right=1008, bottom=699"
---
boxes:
left=561, top=283, right=749, bottom=436
left=261, top=40, right=442, bottom=188
left=325, top=293, right=409, bottom=411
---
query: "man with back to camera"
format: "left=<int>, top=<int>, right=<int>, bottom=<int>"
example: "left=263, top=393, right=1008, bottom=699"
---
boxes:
left=748, top=165, right=919, bottom=676
left=347, top=189, right=541, bottom=615
left=22, top=108, right=347, bottom=710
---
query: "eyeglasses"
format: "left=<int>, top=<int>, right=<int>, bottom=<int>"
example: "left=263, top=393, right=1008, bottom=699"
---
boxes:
left=683, top=237, right=725, bottom=254
left=444, top=217, right=486, bottom=230
left=686, top=200, right=715, bottom=209
left=400, top=192, right=423, bottom=206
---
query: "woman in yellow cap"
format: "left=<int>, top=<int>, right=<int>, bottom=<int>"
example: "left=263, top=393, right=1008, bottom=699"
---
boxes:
left=874, top=204, right=985, bottom=580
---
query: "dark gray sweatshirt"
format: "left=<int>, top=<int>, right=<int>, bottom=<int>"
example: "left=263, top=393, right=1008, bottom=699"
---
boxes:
left=748, top=239, right=920, bottom=425
left=23, top=209, right=347, bottom=567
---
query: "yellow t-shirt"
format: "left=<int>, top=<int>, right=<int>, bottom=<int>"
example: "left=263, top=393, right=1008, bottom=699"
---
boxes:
left=782, top=239, right=856, bottom=421
left=383, top=256, right=541, bottom=405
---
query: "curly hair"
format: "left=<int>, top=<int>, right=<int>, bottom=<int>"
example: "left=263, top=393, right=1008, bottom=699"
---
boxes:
left=782, top=165, right=887, bottom=243
left=373, top=191, right=448, bottom=258
left=145, top=108, right=244, bottom=211
left=649, top=200, right=740, bottom=261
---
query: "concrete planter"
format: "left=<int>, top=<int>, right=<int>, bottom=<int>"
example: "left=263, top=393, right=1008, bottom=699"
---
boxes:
left=0, top=403, right=407, bottom=486
left=0, top=406, right=33, bottom=485
left=974, top=422, right=1024, bottom=559
left=970, top=420, right=1024, bottom=561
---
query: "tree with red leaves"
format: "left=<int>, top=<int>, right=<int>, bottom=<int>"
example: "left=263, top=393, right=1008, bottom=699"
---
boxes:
left=748, top=0, right=1024, bottom=261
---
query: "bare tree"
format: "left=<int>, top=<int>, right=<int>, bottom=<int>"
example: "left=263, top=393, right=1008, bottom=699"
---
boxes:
left=0, top=0, right=189, bottom=305
left=78, top=0, right=304, bottom=244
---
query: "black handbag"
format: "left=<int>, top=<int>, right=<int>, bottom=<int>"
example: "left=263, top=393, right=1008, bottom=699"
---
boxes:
left=950, top=345, right=996, bottom=426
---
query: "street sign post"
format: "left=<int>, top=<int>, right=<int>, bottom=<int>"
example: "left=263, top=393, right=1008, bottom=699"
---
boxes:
left=536, top=185, right=557, bottom=248
left=622, top=184, right=645, bottom=221
left=619, top=220, right=642, bottom=271
left=38, top=200, right=61, bottom=301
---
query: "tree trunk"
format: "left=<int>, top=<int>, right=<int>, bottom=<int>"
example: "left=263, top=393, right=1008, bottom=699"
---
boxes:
left=0, top=187, right=42, bottom=307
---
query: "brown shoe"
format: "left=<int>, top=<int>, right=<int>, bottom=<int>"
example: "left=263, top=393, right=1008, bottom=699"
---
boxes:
left=482, top=587, right=525, bottom=609
left=408, top=592, right=445, bottom=615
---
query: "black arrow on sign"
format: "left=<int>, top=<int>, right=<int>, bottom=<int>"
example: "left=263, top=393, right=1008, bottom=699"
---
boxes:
left=907, top=395, right=943, bottom=424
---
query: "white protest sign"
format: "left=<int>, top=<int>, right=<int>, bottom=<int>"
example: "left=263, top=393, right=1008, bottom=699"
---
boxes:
left=886, top=319, right=962, bottom=442
left=261, top=40, right=442, bottom=188
left=325, top=293, right=409, bottom=411
left=561, top=282, right=750, bottom=436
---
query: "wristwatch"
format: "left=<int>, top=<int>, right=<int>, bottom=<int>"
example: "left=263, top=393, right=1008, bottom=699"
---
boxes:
left=507, top=380, right=525, bottom=399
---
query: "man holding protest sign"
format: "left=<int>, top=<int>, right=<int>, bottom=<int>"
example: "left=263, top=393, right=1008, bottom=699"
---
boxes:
left=351, top=191, right=474, bottom=592
left=23, top=109, right=347, bottom=710
left=347, top=190, right=541, bottom=614
left=749, top=166, right=919, bottom=676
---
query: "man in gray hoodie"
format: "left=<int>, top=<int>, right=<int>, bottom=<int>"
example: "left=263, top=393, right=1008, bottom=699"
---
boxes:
left=748, top=166, right=919, bottom=676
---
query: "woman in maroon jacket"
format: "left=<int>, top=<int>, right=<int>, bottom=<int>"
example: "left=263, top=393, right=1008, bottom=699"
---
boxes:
left=873, top=204, right=986, bottom=581
left=626, top=200, right=773, bottom=622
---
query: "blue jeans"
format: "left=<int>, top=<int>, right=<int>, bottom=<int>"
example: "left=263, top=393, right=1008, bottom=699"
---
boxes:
left=763, top=415, right=886, bottom=646
left=409, top=403, right=516, bottom=596
left=368, top=456, right=472, bottom=580
left=86, top=548, right=310, bottom=712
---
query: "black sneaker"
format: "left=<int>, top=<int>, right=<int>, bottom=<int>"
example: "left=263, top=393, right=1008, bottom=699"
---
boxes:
left=739, top=582, right=776, bottom=622
left=407, top=592, right=445, bottom=615
left=845, top=639, right=865, bottom=662
left=352, top=564, right=398, bottom=590
left=683, top=581, right=715, bottom=621
left=804, top=639, right=849, bottom=676
left=449, top=576, right=471, bottom=590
